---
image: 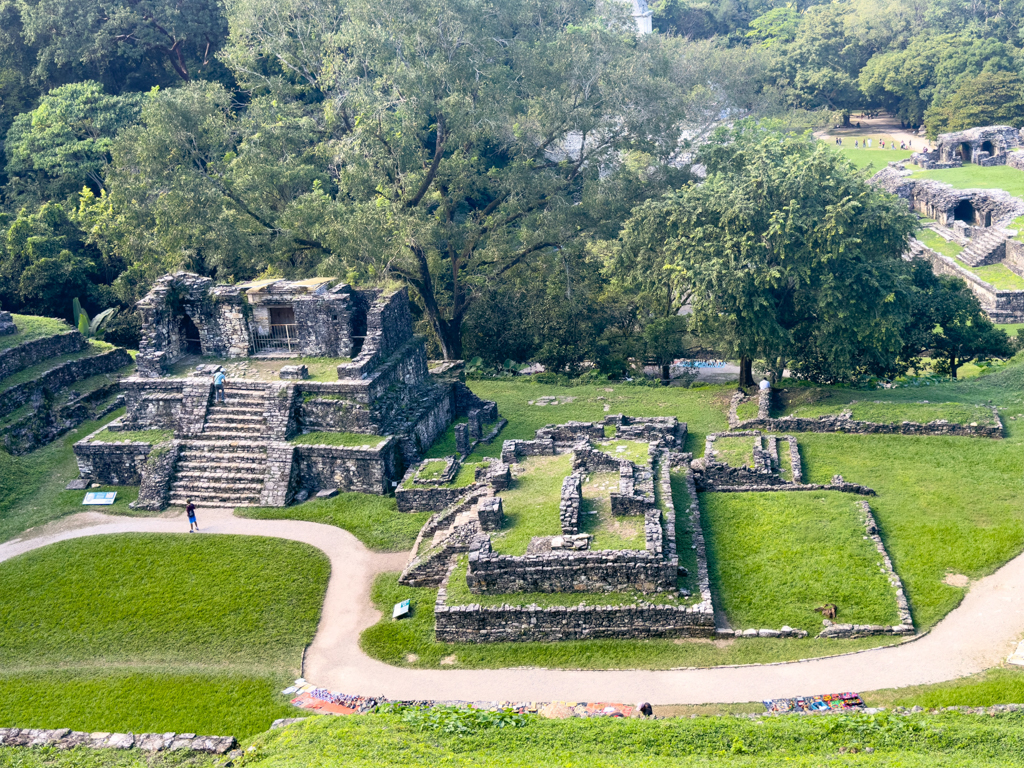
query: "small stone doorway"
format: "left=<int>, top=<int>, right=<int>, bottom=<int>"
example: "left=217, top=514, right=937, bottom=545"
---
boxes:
left=178, top=313, right=203, bottom=356
left=953, top=199, right=975, bottom=225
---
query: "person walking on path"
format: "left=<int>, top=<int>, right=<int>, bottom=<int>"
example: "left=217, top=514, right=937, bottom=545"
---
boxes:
left=213, top=370, right=226, bottom=404
left=186, top=500, right=199, bottom=532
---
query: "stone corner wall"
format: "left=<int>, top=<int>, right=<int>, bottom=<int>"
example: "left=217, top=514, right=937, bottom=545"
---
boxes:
left=558, top=473, right=583, bottom=534
left=0, top=329, right=86, bottom=383
left=135, top=440, right=181, bottom=511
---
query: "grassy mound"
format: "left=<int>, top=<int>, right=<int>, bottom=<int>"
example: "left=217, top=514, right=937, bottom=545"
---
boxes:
left=0, top=534, right=329, bottom=669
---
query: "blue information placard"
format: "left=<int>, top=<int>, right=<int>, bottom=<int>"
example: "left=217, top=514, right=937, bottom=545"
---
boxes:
left=83, top=492, right=117, bottom=505
left=392, top=599, right=411, bottom=619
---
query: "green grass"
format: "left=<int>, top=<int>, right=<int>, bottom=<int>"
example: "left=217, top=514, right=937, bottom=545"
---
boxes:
left=488, top=453, right=572, bottom=556
left=0, top=408, right=143, bottom=543
left=361, top=571, right=903, bottom=671
left=702, top=492, right=900, bottom=634
left=238, top=492, right=427, bottom=552
left=595, top=439, right=650, bottom=465
left=0, top=533, right=329, bottom=670
left=416, top=459, right=448, bottom=480
left=707, top=436, right=756, bottom=468
left=915, top=227, right=963, bottom=258
left=226, top=701, right=1024, bottom=767
left=836, top=147, right=913, bottom=170
left=0, top=341, right=115, bottom=395
left=734, top=397, right=759, bottom=421
left=0, top=314, right=70, bottom=352
left=865, top=667, right=1024, bottom=710
left=579, top=472, right=645, bottom=550
left=423, top=381, right=734, bottom=462
left=444, top=556, right=681, bottom=607
left=166, top=355, right=350, bottom=381
left=0, top=669, right=306, bottom=740
left=91, top=428, right=173, bottom=443
left=957, top=261, right=1024, bottom=290
left=670, top=472, right=700, bottom=598
left=780, top=389, right=993, bottom=425
left=288, top=431, right=389, bottom=447
left=911, top=162, right=1024, bottom=198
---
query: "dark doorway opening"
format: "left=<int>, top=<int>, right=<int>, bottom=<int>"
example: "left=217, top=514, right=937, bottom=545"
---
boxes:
left=350, top=305, right=367, bottom=358
left=981, top=140, right=994, bottom=156
left=178, top=313, right=202, bottom=355
left=270, top=306, right=296, bottom=326
left=960, top=142, right=972, bottom=163
left=953, top=199, right=975, bottom=224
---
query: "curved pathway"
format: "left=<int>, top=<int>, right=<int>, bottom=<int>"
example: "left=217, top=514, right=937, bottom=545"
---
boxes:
left=2, top=507, right=1022, bottom=705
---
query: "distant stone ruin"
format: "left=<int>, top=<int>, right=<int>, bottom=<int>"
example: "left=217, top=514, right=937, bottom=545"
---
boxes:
left=912, top=125, right=1023, bottom=169
left=0, top=304, right=15, bottom=336
left=73, top=273, right=503, bottom=508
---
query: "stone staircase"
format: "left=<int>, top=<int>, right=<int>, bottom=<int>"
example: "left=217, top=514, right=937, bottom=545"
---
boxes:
left=959, top=227, right=1009, bottom=267
left=169, top=386, right=271, bottom=506
left=169, top=441, right=268, bottom=507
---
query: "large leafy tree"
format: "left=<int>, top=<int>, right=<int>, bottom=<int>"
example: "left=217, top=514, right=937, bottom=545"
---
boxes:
left=924, top=71, right=1024, bottom=137
left=619, top=124, right=919, bottom=387
left=103, top=0, right=699, bottom=358
left=5, top=81, right=144, bottom=203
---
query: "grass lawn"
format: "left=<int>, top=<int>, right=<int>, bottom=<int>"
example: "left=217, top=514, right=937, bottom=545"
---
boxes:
left=238, top=492, right=426, bottom=552
left=166, top=355, right=350, bottom=381
left=702, top=492, right=900, bottom=634
left=707, top=435, right=756, bottom=467
left=225, top=702, right=1024, bottom=768
left=288, top=431, right=389, bottom=447
left=360, top=571, right=901, bottom=670
left=915, top=227, right=963, bottom=258
left=959, top=261, right=1024, bottom=291
left=0, top=533, right=328, bottom=670
left=865, top=666, right=1024, bottom=710
left=911, top=162, right=1024, bottom=198
left=579, top=472, right=645, bottom=550
left=734, top=397, right=759, bottom=421
left=0, top=408, right=145, bottom=543
left=836, top=147, right=913, bottom=171
left=488, top=453, right=571, bottom=555
left=0, top=314, right=70, bottom=352
left=0, top=669, right=306, bottom=740
left=779, top=389, right=994, bottom=425
left=595, top=439, right=650, bottom=465
left=91, top=428, right=173, bottom=443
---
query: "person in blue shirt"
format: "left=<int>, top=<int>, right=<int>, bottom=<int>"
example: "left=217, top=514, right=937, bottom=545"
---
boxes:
left=213, top=371, right=226, bottom=403
left=186, top=500, right=199, bottom=532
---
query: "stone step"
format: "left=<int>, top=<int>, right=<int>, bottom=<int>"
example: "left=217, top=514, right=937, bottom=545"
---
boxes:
left=175, top=469, right=266, bottom=481
left=199, top=430, right=271, bottom=440
left=201, top=422, right=267, bottom=433
left=171, top=479, right=265, bottom=493
left=201, top=415, right=266, bottom=428
left=177, top=447, right=267, bottom=458
left=169, top=492, right=261, bottom=506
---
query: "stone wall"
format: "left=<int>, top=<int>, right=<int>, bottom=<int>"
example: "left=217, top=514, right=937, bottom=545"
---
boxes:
left=570, top=443, right=625, bottom=473
left=0, top=728, right=236, bottom=754
left=264, top=382, right=298, bottom=440
left=558, top=473, right=583, bottom=534
left=134, top=441, right=181, bottom=510
left=464, top=526, right=675, bottom=594
left=3, top=379, right=121, bottom=455
left=74, top=423, right=155, bottom=484
left=336, top=289, right=416, bottom=380
left=1006, top=239, right=1024, bottom=277
left=396, top=482, right=483, bottom=512
left=0, top=347, right=133, bottom=421
left=736, top=412, right=1002, bottom=438
left=0, top=330, right=85, bottom=383
left=610, top=462, right=656, bottom=516
left=501, top=438, right=555, bottom=464
left=292, top=439, right=400, bottom=496
left=872, top=168, right=1024, bottom=227
left=261, top=442, right=297, bottom=506
left=536, top=421, right=605, bottom=443
left=176, top=379, right=212, bottom=437
left=605, top=415, right=687, bottom=447
left=477, top=496, right=504, bottom=532
left=434, top=588, right=716, bottom=642
left=120, top=378, right=185, bottom=430
left=0, top=308, right=15, bottom=336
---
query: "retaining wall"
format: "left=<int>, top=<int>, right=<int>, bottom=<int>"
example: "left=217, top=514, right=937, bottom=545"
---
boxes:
left=0, top=330, right=85, bottom=383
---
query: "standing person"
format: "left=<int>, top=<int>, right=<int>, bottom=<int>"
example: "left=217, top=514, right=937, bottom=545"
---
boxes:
left=186, top=500, right=199, bottom=532
left=213, top=370, right=226, bottom=404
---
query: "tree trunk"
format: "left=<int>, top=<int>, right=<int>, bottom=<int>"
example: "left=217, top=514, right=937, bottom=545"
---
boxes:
left=842, top=110, right=851, bottom=128
left=661, top=364, right=671, bottom=386
left=950, top=353, right=958, bottom=380
left=739, top=355, right=755, bottom=388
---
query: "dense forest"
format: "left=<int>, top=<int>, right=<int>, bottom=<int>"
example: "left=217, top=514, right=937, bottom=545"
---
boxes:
left=0, top=0, right=1019, bottom=379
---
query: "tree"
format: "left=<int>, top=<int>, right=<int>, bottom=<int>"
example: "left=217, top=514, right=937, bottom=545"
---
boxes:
left=925, top=275, right=1012, bottom=379
left=16, top=0, right=229, bottom=84
left=104, top=0, right=703, bottom=359
left=643, top=315, right=690, bottom=383
left=925, top=71, right=1024, bottom=137
left=5, top=81, right=143, bottom=203
left=619, top=124, right=919, bottom=388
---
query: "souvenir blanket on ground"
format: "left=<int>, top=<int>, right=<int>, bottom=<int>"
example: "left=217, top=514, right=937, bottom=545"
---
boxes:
left=763, top=692, right=864, bottom=714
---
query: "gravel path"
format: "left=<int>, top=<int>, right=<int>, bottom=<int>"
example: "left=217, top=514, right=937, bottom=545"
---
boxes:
left=2, top=507, right=1022, bottom=704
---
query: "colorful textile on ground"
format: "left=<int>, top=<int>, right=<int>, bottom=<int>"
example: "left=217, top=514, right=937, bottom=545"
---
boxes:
left=763, top=692, right=864, bottom=714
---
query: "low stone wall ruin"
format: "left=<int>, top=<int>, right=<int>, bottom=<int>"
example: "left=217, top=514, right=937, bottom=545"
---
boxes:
left=73, top=421, right=157, bottom=485
left=292, top=440, right=400, bottom=497
left=735, top=412, right=1002, bottom=439
left=558, top=473, right=583, bottom=534
left=501, top=438, right=555, bottom=464
left=0, top=727, right=236, bottom=754
left=0, top=330, right=86, bottom=382
left=535, top=421, right=605, bottom=444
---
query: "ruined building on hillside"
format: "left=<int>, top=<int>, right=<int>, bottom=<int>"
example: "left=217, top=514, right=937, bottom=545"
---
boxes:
left=73, top=272, right=504, bottom=508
